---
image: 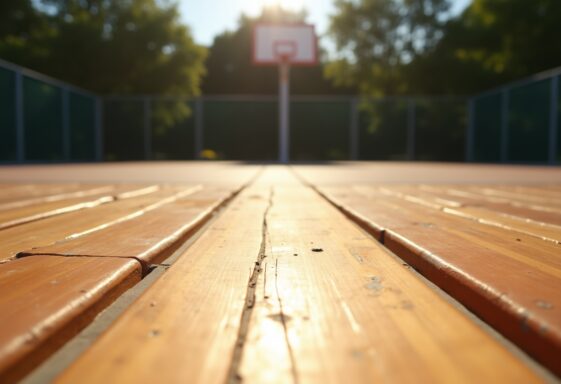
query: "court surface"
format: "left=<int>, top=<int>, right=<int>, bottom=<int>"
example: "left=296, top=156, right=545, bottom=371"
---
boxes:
left=0, top=162, right=560, bottom=383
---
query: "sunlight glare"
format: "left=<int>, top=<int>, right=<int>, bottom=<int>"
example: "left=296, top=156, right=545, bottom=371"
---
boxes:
left=241, top=0, right=307, bottom=17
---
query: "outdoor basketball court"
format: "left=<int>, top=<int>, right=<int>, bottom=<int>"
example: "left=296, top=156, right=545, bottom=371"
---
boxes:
left=0, top=162, right=560, bottom=382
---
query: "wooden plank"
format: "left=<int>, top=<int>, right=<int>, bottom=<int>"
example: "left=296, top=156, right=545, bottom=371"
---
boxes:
left=0, top=184, right=111, bottom=210
left=0, top=184, right=156, bottom=230
left=56, top=186, right=271, bottom=384
left=19, top=187, right=240, bottom=267
left=57, top=174, right=540, bottom=383
left=0, top=256, right=142, bottom=383
left=376, top=186, right=561, bottom=243
left=0, top=186, right=200, bottom=263
left=316, top=185, right=561, bottom=376
left=417, top=185, right=561, bottom=226
left=0, top=184, right=84, bottom=203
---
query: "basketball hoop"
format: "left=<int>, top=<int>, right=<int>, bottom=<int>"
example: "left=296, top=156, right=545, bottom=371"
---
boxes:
left=252, top=23, right=318, bottom=163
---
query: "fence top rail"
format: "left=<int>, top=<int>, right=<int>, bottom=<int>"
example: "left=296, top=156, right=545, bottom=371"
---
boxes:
left=103, top=94, right=467, bottom=102
left=474, top=65, right=561, bottom=100
left=0, top=57, right=97, bottom=98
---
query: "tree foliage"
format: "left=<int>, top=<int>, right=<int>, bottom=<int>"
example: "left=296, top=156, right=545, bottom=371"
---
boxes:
left=0, top=0, right=206, bottom=96
left=326, top=0, right=450, bottom=95
left=327, top=0, right=561, bottom=96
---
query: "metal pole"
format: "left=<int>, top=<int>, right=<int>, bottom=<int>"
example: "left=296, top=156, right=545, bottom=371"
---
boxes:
left=144, top=97, right=152, bottom=160
left=279, top=62, right=290, bottom=163
left=95, top=97, right=103, bottom=161
left=62, top=88, right=70, bottom=161
left=549, top=76, right=559, bottom=164
left=15, top=70, right=24, bottom=163
left=349, top=98, right=359, bottom=160
left=500, top=89, right=509, bottom=163
left=407, top=99, right=416, bottom=161
left=466, top=98, right=475, bottom=162
left=195, top=98, right=203, bottom=159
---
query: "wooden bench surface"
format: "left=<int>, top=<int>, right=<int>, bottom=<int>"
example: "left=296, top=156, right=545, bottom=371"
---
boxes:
left=0, top=162, right=558, bottom=382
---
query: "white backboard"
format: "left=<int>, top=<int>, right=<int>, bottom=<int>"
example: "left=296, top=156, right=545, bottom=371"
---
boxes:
left=253, top=24, right=318, bottom=66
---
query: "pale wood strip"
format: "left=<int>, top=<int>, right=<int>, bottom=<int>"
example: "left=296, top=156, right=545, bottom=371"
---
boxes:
left=20, top=187, right=240, bottom=267
left=0, top=184, right=115, bottom=211
left=0, top=256, right=142, bottom=383
left=0, top=185, right=155, bottom=231
left=0, top=184, right=87, bottom=203
left=377, top=186, right=561, bottom=243
left=56, top=186, right=271, bottom=384
left=0, top=186, right=199, bottom=262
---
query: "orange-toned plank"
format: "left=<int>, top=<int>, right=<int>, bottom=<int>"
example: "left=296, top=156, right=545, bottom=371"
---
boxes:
left=417, top=185, right=561, bottom=226
left=0, top=185, right=200, bottom=263
left=376, top=186, right=561, bottom=243
left=316, top=185, right=561, bottom=376
left=0, top=184, right=156, bottom=230
left=56, top=186, right=271, bottom=384
left=0, top=184, right=87, bottom=203
left=0, top=184, right=111, bottom=209
left=239, top=184, right=540, bottom=383
left=0, top=256, right=142, bottom=383
left=57, top=176, right=540, bottom=383
left=20, top=187, right=240, bottom=266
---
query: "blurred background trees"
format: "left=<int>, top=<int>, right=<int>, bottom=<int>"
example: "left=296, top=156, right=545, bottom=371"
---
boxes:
left=1, top=0, right=561, bottom=97
left=0, top=0, right=206, bottom=96
left=328, top=0, right=561, bottom=96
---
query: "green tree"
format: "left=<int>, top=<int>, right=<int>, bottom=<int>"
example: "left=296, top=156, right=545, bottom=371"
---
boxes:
left=0, top=0, right=206, bottom=96
left=326, top=0, right=450, bottom=96
left=408, top=0, right=561, bottom=94
left=202, top=5, right=352, bottom=95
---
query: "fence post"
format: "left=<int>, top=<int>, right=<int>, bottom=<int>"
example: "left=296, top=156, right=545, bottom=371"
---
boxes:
left=549, top=76, right=559, bottom=164
left=62, top=88, right=70, bottom=161
left=95, top=97, right=103, bottom=161
left=349, top=98, right=359, bottom=160
left=466, top=98, right=475, bottom=162
left=15, top=70, right=24, bottom=163
left=144, top=97, right=152, bottom=160
left=407, top=99, right=416, bottom=161
left=195, top=98, right=203, bottom=159
left=500, top=89, right=510, bottom=163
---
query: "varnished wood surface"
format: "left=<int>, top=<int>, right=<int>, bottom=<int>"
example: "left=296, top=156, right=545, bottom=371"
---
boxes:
left=0, top=163, right=558, bottom=382
left=57, top=170, right=541, bottom=383
left=298, top=182, right=561, bottom=377
left=0, top=256, right=142, bottom=382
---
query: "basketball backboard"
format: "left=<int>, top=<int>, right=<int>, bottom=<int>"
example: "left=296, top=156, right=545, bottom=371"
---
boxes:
left=253, top=24, right=318, bottom=66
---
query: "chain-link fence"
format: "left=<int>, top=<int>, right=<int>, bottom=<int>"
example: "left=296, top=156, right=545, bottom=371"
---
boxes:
left=468, top=69, right=560, bottom=164
left=0, top=58, right=101, bottom=163
left=2, top=58, right=559, bottom=164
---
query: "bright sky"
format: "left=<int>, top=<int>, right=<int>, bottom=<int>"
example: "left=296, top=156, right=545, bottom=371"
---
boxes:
left=179, top=0, right=472, bottom=47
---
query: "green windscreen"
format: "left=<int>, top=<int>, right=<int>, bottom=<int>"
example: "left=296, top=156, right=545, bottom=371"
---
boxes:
left=151, top=99, right=195, bottom=160
left=359, top=99, right=408, bottom=160
left=473, top=93, right=502, bottom=162
left=290, top=100, right=350, bottom=161
left=415, top=99, right=466, bottom=162
left=23, top=76, right=63, bottom=161
left=508, top=79, right=550, bottom=163
left=103, top=99, right=145, bottom=161
left=69, top=92, right=96, bottom=161
left=203, top=100, right=277, bottom=160
left=0, top=67, right=16, bottom=162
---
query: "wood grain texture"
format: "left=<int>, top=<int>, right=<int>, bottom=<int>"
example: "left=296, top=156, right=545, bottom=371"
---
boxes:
left=0, top=256, right=142, bottom=383
left=0, top=186, right=199, bottom=262
left=237, top=183, right=539, bottom=383
left=56, top=186, right=271, bottom=384
left=314, top=184, right=561, bottom=377
left=20, top=187, right=239, bottom=267
left=0, top=184, right=156, bottom=230
left=57, top=171, right=540, bottom=383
